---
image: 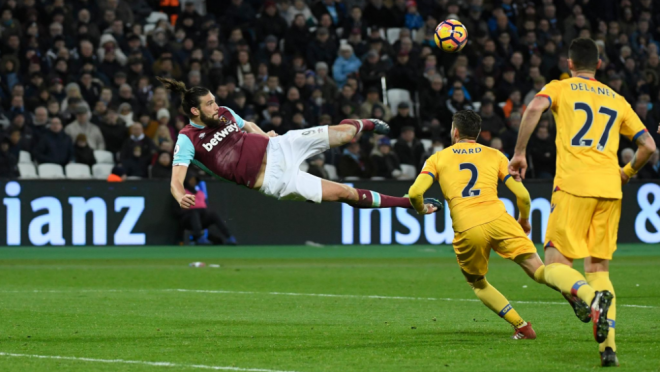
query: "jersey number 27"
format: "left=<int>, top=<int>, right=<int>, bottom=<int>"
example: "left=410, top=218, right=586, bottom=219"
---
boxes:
left=571, top=102, right=618, bottom=151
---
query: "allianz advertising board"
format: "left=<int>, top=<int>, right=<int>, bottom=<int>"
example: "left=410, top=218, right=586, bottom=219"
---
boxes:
left=0, top=180, right=658, bottom=246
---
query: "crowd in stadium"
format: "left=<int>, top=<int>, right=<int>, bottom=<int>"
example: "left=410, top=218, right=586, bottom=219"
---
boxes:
left=0, top=0, right=659, bottom=181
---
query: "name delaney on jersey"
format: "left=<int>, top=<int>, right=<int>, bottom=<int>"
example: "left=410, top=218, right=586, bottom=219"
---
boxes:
left=201, top=122, right=241, bottom=151
left=568, top=82, right=617, bottom=98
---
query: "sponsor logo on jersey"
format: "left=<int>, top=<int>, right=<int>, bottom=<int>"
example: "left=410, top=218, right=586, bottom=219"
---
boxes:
left=199, top=133, right=206, bottom=139
left=201, top=123, right=241, bottom=151
left=174, top=144, right=180, bottom=154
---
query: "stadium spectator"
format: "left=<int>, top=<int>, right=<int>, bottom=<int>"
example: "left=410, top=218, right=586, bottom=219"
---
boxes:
left=389, top=102, right=417, bottom=139
left=122, top=144, right=150, bottom=178
left=529, top=125, right=556, bottom=179
left=371, top=137, right=402, bottom=179
left=338, top=140, right=371, bottom=179
left=333, top=44, right=362, bottom=89
left=620, top=148, right=635, bottom=168
left=32, top=106, right=50, bottom=130
left=478, top=99, right=506, bottom=144
left=360, top=87, right=391, bottom=121
left=0, top=137, right=18, bottom=178
left=306, top=154, right=330, bottom=180
left=387, top=50, right=417, bottom=93
left=501, top=111, right=522, bottom=158
left=306, top=27, right=338, bottom=70
left=359, top=50, right=388, bottom=93
left=256, top=2, right=288, bottom=41
left=151, top=150, right=172, bottom=179
left=65, top=106, right=106, bottom=150
left=73, top=134, right=96, bottom=167
left=33, top=117, right=73, bottom=166
left=179, top=175, right=236, bottom=245
left=98, top=108, right=128, bottom=156
left=394, top=126, right=424, bottom=172
left=120, top=123, right=156, bottom=165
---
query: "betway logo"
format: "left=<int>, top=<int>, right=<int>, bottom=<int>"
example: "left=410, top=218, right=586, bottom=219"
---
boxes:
left=202, top=123, right=240, bottom=151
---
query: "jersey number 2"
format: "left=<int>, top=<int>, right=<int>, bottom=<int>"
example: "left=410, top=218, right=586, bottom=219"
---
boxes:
left=459, top=163, right=481, bottom=197
left=571, top=102, right=618, bottom=151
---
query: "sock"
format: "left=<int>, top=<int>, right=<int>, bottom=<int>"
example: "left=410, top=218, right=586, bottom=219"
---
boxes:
left=544, top=263, right=596, bottom=305
left=349, top=189, right=412, bottom=209
left=340, top=119, right=374, bottom=136
left=533, top=265, right=546, bottom=284
left=471, top=278, right=526, bottom=328
left=587, top=272, right=616, bottom=352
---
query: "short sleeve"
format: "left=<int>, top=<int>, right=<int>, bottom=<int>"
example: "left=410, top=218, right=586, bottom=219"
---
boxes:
left=535, top=80, right=561, bottom=110
left=223, top=106, right=245, bottom=129
left=620, top=103, right=648, bottom=142
left=497, top=151, right=511, bottom=182
left=172, top=134, right=195, bottom=166
left=420, top=154, right=438, bottom=181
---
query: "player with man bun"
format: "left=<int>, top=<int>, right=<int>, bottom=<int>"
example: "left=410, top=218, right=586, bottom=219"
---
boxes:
left=158, top=77, right=442, bottom=216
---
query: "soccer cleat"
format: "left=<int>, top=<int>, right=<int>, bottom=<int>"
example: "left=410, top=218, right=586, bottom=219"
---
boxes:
left=424, top=198, right=444, bottom=212
left=562, top=292, right=591, bottom=323
left=511, top=322, right=536, bottom=340
left=591, top=290, right=614, bottom=343
left=600, top=347, right=619, bottom=367
left=368, top=119, right=391, bottom=135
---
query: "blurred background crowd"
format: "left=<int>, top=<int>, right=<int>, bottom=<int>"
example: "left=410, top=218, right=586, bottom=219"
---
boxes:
left=0, top=0, right=659, bottom=182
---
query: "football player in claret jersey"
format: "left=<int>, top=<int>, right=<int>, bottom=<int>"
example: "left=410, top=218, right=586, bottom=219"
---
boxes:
left=509, top=38, right=657, bottom=366
left=160, top=77, right=443, bottom=222
left=408, top=110, right=555, bottom=339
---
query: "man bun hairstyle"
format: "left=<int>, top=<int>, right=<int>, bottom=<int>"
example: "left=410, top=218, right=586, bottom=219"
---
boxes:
left=568, top=38, right=599, bottom=72
left=453, top=110, right=482, bottom=140
left=156, top=77, right=210, bottom=119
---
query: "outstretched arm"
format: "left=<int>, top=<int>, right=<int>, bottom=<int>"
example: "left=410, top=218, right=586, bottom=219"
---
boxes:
left=504, top=176, right=532, bottom=234
left=171, top=165, right=195, bottom=209
left=509, top=96, right=550, bottom=180
left=408, top=174, right=435, bottom=214
left=621, top=132, right=657, bottom=183
left=243, top=121, right=277, bottom=138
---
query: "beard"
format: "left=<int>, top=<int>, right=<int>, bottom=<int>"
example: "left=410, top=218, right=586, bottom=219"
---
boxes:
left=200, top=110, right=221, bottom=127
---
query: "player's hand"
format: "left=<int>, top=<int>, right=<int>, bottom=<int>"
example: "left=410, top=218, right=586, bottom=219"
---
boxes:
left=518, top=217, right=531, bottom=235
left=417, top=203, right=438, bottom=215
left=620, top=167, right=630, bottom=185
left=179, top=194, right=196, bottom=209
left=509, top=154, right=528, bottom=181
left=267, top=130, right=278, bottom=138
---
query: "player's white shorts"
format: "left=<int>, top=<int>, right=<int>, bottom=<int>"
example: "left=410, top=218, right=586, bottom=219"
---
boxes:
left=259, top=126, right=330, bottom=203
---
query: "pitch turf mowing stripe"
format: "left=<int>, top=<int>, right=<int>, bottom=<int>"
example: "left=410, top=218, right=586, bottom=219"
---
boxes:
left=0, top=244, right=657, bottom=259
left=0, top=352, right=301, bottom=372
left=0, top=288, right=655, bottom=309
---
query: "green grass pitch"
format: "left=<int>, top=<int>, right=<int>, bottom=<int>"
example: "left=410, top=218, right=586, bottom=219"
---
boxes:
left=0, top=244, right=659, bottom=372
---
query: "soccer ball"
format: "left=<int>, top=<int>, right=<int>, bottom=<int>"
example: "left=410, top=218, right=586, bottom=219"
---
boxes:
left=434, top=19, right=468, bottom=53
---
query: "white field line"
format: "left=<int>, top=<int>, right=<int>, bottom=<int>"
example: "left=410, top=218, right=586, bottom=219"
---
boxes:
left=1, top=288, right=656, bottom=309
left=0, top=352, right=300, bottom=372
left=168, top=289, right=657, bottom=309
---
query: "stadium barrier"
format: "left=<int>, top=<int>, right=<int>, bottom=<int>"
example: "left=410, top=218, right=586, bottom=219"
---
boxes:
left=0, top=180, right=659, bottom=246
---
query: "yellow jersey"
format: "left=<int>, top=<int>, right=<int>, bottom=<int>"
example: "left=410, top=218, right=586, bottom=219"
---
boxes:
left=421, top=142, right=510, bottom=232
left=536, top=76, right=648, bottom=199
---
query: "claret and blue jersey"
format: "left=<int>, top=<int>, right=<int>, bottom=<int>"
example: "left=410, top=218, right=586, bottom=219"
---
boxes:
left=171, top=106, right=269, bottom=189
left=172, top=106, right=246, bottom=167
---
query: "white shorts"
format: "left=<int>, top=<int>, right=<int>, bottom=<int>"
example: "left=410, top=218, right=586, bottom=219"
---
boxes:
left=259, top=126, right=330, bottom=203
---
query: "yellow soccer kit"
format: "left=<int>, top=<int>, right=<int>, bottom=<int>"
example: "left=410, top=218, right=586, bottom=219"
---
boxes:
left=414, top=143, right=536, bottom=276
left=536, top=77, right=648, bottom=259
